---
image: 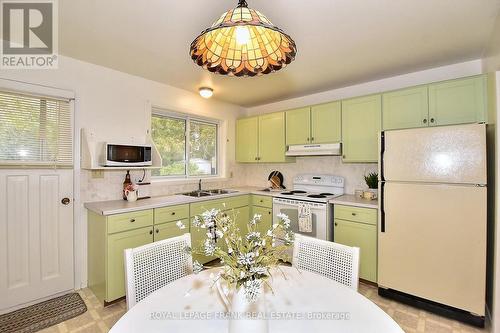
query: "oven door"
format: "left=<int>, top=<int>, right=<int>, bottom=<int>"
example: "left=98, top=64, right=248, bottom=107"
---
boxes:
left=272, top=197, right=330, bottom=240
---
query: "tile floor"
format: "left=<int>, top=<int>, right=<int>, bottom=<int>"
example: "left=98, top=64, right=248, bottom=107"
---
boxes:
left=38, top=284, right=488, bottom=333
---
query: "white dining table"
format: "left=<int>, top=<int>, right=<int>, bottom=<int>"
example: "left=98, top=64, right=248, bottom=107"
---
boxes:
left=110, top=266, right=403, bottom=333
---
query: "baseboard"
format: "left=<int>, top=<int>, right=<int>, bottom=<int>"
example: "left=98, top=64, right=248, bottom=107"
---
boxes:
left=378, top=287, right=485, bottom=328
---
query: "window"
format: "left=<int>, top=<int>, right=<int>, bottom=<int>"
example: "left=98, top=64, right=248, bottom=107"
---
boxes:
left=151, top=110, right=218, bottom=178
left=0, top=90, right=72, bottom=167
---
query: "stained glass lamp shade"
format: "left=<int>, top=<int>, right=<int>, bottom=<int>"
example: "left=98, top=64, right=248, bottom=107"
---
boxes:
left=189, top=0, right=297, bottom=77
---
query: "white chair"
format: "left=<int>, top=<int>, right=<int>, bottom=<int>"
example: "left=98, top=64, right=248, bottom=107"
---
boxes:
left=292, top=234, right=360, bottom=291
left=124, top=234, right=193, bottom=309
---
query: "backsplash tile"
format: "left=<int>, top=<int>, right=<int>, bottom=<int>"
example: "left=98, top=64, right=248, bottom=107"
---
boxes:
left=236, top=156, right=378, bottom=194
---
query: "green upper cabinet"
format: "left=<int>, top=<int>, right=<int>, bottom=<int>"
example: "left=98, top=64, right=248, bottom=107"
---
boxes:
left=428, top=75, right=487, bottom=126
left=236, top=117, right=259, bottom=163
left=341, top=95, right=381, bottom=163
left=311, top=101, right=341, bottom=143
left=382, top=86, right=429, bottom=130
left=259, top=112, right=288, bottom=163
left=285, top=107, right=310, bottom=145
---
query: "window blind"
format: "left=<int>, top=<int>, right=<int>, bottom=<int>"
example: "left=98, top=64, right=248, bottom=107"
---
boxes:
left=0, top=90, right=72, bottom=167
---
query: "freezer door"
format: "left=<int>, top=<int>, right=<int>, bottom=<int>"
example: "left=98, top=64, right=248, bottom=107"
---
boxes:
left=378, top=182, right=486, bottom=315
left=382, top=123, right=486, bottom=184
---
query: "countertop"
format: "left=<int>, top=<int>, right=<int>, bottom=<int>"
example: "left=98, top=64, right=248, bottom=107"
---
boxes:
left=329, top=194, right=379, bottom=209
left=85, top=187, right=379, bottom=216
left=84, top=186, right=281, bottom=216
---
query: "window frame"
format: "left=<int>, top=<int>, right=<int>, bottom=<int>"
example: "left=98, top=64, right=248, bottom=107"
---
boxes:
left=151, top=108, right=220, bottom=180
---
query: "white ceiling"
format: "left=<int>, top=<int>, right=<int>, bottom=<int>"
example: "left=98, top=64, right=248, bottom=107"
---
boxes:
left=59, top=0, right=500, bottom=107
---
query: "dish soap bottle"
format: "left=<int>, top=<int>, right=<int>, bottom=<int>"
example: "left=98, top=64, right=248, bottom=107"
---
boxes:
left=123, top=170, right=131, bottom=200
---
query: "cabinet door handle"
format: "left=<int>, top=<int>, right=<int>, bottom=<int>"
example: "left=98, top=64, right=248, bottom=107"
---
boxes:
left=342, top=155, right=346, bottom=159
left=130, top=218, right=136, bottom=223
left=334, top=222, right=338, bottom=226
left=306, top=137, right=310, bottom=141
left=423, top=118, right=427, bottom=124
left=311, top=137, right=314, bottom=141
left=171, top=212, right=176, bottom=215
left=149, top=230, right=153, bottom=235
left=155, top=229, right=159, bottom=234
left=255, top=157, right=258, bottom=161
left=268, top=211, right=271, bottom=215
left=430, top=118, right=435, bottom=123
left=351, top=212, right=356, bottom=216
left=260, top=200, right=264, bottom=203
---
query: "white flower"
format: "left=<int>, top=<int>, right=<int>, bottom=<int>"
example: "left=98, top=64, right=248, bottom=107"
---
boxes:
left=246, top=231, right=261, bottom=241
left=227, top=246, right=233, bottom=254
left=176, top=220, right=186, bottom=230
left=277, top=213, right=291, bottom=228
left=237, top=252, right=255, bottom=266
left=250, top=214, right=262, bottom=225
left=204, top=239, right=216, bottom=256
left=250, top=266, right=267, bottom=276
left=215, top=230, right=224, bottom=239
left=206, top=232, right=214, bottom=239
left=243, top=279, right=263, bottom=303
left=240, top=271, right=246, bottom=278
left=193, top=261, right=204, bottom=274
left=266, top=230, right=273, bottom=237
left=192, top=216, right=202, bottom=228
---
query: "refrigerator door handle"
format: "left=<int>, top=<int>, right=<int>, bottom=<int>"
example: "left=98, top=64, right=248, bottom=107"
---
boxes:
left=380, top=131, right=385, bottom=182
left=380, top=181, right=386, bottom=233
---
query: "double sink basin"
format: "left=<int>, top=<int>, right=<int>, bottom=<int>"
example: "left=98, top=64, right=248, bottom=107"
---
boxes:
left=181, top=189, right=237, bottom=198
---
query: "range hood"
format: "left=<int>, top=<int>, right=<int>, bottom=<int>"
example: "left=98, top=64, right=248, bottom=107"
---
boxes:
left=285, top=143, right=342, bottom=156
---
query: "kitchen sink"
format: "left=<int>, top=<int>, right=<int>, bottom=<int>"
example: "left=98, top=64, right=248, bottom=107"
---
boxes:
left=181, top=189, right=237, bottom=197
left=182, top=191, right=211, bottom=197
left=207, top=189, right=233, bottom=195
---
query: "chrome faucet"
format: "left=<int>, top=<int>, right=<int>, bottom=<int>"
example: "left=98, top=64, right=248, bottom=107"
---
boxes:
left=198, top=179, right=202, bottom=192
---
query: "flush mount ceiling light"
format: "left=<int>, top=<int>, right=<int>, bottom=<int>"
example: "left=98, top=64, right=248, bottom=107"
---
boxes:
left=199, top=87, right=214, bottom=98
left=189, top=0, right=297, bottom=77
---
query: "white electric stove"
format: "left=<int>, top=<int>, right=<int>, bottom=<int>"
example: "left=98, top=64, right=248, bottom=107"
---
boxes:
left=273, top=174, right=345, bottom=241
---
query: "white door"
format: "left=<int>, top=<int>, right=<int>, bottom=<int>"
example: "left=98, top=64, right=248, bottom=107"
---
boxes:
left=383, top=123, right=486, bottom=184
left=0, top=168, right=74, bottom=312
left=378, top=182, right=486, bottom=315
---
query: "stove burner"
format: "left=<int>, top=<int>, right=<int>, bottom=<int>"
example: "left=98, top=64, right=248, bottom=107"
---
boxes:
left=281, top=190, right=307, bottom=195
left=320, top=192, right=333, bottom=196
left=307, top=194, right=327, bottom=198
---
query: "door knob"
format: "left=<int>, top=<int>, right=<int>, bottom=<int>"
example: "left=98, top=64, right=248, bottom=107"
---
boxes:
left=61, top=197, right=71, bottom=205
left=430, top=118, right=435, bottom=123
left=423, top=119, right=428, bottom=124
left=149, top=230, right=153, bottom=235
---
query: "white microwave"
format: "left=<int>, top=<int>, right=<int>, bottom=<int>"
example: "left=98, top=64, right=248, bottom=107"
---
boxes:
left=101, top=143, right=152, bottom=167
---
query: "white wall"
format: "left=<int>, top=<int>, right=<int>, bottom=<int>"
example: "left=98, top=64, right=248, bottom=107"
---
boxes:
left=483, top=13, right=500, bottom=73
left=0, top=55, right=246, bottom=289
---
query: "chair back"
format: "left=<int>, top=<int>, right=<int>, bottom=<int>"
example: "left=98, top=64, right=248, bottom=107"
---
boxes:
left=292, top=234, right=360, bottom=291
left=124, top=233, right=193, bottom=309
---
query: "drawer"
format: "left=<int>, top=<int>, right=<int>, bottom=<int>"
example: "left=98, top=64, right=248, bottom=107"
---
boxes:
left=154, top=218, right=190, bottom=242
left=251, top=195, right=273, bottom=208
left=154, top=204, right=189, bottom=224
left=107, top=209, right=153, bottom=234
left=190, top=195, right=249, bottom=216
left=334, top=205, right=377, bottom=225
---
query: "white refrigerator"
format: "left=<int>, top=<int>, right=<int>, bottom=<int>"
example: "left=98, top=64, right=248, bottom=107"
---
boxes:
left=378, top=123, right=487, bottom=321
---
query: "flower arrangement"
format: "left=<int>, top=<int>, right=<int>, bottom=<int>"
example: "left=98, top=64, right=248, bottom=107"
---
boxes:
left=182, top=208, right=294, bottom=303
left=124, top=183, right=139, bottom=193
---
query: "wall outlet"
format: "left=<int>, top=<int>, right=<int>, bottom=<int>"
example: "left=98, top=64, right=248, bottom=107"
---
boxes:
left=229, top=171, right=233, bottom=178
left=91, top=170, right=104, bottom=179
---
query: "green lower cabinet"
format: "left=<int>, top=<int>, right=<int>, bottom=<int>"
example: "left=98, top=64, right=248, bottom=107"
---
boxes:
left=251, top=206, right=273, bottom=235
left=106, top=226, right=153, bottom=302
left=341, top=95, right=381, bottom=163
left=334, top=219, right=377, bottom=283
left=154, top=218, right=189, bottom=242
